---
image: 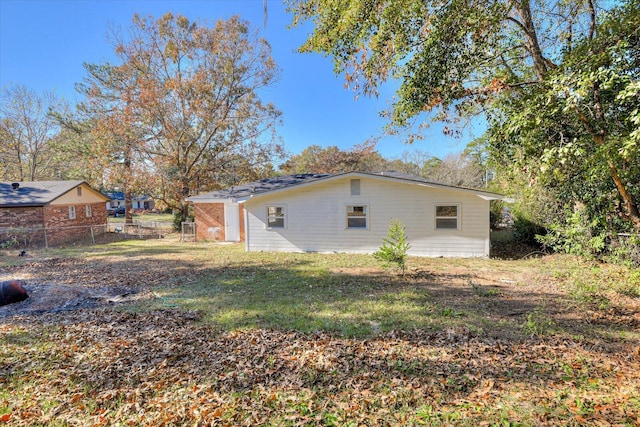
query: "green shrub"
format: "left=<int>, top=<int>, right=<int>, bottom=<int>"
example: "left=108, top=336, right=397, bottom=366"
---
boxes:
left=513, top=214, right=546, bottom=247
left=489, top=200, right=504, bottom=230
left=606, top=233, right=640, bottom=267
left=173, top=210, right=194, bottom=231
left=373, top=219, right=411, bottom=274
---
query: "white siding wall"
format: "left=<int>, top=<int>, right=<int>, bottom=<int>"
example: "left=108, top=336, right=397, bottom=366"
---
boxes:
left=243, top=176, right=490, bottom=257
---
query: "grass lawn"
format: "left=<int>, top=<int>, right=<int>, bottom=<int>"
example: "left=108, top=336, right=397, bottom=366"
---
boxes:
left=1, top=236, right=639, bottom=426
left=107, top=212, right=174, bottom=224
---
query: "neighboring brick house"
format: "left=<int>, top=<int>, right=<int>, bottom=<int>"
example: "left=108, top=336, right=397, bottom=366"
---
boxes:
left=0, top=181, right=109, bottom=247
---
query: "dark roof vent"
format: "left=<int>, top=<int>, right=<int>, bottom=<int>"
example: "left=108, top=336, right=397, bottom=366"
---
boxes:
left=11, top=182, right=19, bottom=190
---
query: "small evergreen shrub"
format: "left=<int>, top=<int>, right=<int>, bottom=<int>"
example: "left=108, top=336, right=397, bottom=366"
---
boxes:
left=373, top=219, right=411, bottom=274
left=173, top=210, right=194, bottom=231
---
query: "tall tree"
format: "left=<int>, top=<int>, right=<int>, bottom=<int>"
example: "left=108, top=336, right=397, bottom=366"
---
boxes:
left=289, top=0, right=640, bottom=232
left=73, top=55, right=152, bottom=223
left=78, top=13, right=283, bottom=218
left=0, top=84, right=66, bottom=181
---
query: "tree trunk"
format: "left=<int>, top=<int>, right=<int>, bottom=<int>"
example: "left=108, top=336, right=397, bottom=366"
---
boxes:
left=592, top=135, right=640, bottom=231
left=180, top=182, right=191, bottom=221
left=124, top=185, right=134, bottom=225
left=123, top=149, right=134, bottom=224
left=608, top=160, right=640, bottom=231
left=512, top=0, right=549, bottom=79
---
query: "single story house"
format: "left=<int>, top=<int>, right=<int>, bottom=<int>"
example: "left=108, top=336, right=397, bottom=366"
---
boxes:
left=0, top=181, right=109, bottom=247
left=104, top=191, right=155, bottom=212
left=187, top=172, right=503, bottom=258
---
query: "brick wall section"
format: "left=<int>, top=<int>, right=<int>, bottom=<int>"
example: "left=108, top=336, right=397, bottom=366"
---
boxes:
left=0, top=206, right=45, bottom=228
left=193, top=203, right=245, bottom=242
left=0, top=206, right=46, bottom=245
left=43, top=202, right=108, bottom=246
left=194, top=203, right=226, bottom=241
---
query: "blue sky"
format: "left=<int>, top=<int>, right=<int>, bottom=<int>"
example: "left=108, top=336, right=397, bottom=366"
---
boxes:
left=0, top=0, right=478, bottom=160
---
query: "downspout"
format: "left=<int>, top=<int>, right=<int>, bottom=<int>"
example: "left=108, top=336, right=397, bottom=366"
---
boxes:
left=239, top=194, right=253, bottom=252
left=485, top=231, right=491, bottom=258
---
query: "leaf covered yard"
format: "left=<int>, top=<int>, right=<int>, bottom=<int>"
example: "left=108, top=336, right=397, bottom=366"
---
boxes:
left=1, top=239, right=640, bottom=426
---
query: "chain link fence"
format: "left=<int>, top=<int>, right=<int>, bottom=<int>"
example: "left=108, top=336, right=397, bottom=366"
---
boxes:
left=0, top=224, right=108, bottom=249
left=1, top=220, right=175, bottom=250
left=181, top=221, right=196, bottom=242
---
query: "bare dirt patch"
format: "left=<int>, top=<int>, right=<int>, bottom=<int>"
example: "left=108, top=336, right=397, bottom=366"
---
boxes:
left=0, top=252, right=175, bottom=318
left=0, top=283, right=150, bottom=318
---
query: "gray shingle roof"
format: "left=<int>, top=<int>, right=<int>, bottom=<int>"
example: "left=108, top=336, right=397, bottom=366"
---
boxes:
left=188, top=174, right=331, bottom=201
left=0, top=181, right=86, bottom=207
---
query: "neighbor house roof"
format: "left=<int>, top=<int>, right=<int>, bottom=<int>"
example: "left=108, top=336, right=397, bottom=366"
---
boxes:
left=104, top=191, right=152, bottom=201
left=0, top=181, right=106, bottom=207
left=187, top=171, right=504, bottom=203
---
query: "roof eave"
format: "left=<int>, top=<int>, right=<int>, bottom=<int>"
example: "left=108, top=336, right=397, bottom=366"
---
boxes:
left=0, top=203, right=45, bottom=208
left=186, top=196, right=237, bottom=203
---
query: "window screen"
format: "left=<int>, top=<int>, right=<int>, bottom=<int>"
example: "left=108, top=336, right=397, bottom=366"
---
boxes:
left=435, top=205, right=458, bottom=229
left=267, top=206, right=285, bottom=228
left=347, top=205, right=367, bottom=228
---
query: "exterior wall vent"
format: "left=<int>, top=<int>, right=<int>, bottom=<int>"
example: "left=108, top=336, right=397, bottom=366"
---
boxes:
left=350, top=179, right=360, bottom=196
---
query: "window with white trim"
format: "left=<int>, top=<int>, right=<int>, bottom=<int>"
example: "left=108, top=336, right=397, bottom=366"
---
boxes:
left=346, top=205, right=368, bottom=229
left=266, top=206, right=285, bottom=228
left=85, top=205, right=92, bottom=218
left=69, top=206, right=76, bottom=220
left=435, top=205, right=459, bottom=230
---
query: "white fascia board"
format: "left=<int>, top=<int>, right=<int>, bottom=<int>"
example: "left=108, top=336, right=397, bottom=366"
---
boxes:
left=476, top=194, right=507, bottom=201
left=187, top=196, right=236, bottom=203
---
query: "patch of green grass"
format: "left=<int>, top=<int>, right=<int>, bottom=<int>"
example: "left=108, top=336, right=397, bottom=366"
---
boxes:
left=522, top=307, right=555, bottom=337
left=537, top=255, right=640, bottom=314
left=160, top=266, right=436, bottom=337
left=436, top=306, right=464, bottom=318
left=469, top=279, right=502, bottom=297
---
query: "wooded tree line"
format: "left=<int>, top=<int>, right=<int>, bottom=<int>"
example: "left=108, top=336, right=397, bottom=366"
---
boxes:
left=279, top=141, right=487, bottom=188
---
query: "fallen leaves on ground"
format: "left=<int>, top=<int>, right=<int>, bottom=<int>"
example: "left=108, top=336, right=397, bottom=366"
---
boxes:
left=1, top=309, right=639, bottom=426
